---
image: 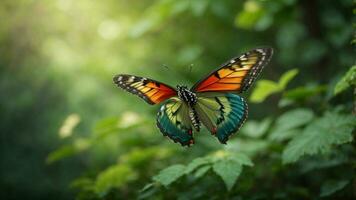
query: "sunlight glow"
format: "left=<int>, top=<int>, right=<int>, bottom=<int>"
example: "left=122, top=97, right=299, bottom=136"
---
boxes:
left=98, top=20, right=122, bottom=40
left=118, top=111, right=141, bottom=128
left=59, top=113, right=81, bottom=138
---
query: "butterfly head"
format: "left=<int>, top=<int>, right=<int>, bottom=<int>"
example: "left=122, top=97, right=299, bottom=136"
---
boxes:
left=177, top=85, right=188, bottom=90
left=177, top=85, right=197, bottom=106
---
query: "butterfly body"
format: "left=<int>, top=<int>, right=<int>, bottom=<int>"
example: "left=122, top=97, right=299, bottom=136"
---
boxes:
left=177, top=85, right=197, bottom=106
left=114, top=47, right=273, bottom=146
left=176, top=85, right=201, bottom=131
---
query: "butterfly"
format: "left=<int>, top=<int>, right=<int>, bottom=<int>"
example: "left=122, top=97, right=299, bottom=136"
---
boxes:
left=113, top=47, right=273, bottom=146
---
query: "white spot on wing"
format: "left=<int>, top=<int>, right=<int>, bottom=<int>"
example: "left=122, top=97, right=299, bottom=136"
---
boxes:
left=239, top=55, right=247, bottom=61
left=128, top=76, right=135, bottom=82
left=256, top=49, right=264, bottom=53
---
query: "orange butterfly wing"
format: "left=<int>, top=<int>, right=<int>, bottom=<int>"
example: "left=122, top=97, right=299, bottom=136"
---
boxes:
left=191, top=48, right=273, bottom=93
left=113, top=74, right=177, bottom=105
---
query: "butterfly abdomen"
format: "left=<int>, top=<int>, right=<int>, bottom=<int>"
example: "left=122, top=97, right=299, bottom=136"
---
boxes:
left=189, top=107, right=201, bottom=131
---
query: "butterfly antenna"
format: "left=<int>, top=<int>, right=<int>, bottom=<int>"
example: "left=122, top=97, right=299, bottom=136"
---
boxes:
left=162, top=64, right=170, bottom=71
left=189, top=64, right=194, bottom=73
left=162, top=63, right=191, bottom=87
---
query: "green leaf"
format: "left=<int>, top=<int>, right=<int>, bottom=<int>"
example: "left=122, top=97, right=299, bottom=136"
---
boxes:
left=139, top=182, right=155, bottom=193
left=185, top=157, right=211, bottom=174
left=269, top=108, right=313, bottom=141
left=278, top=69, right=299, bottom=89
left=320, top=180, right=349, bottom=197
left=95, top=165, right=137, bottom=196
left=153, top=164, right=186, bottom=187
left=138, top=182, right=157, bottom=199
left=282, top=112, right=356, bottom=164
left=194, top=165, right=211, bottom=178
left=283, top=85, right=327, bottom=100
left=213, top=159, right=242, bottom=191
left=278, top=98, right=295, bottom=108
left=334, top=65, right=356, bottom=95
left=250, top=69, right=299, bottom=103
left=230, top=153, right=254, bottom=167
left=70, top=178, right=94, bottom=190
left=274, top=108, right=314, bottom=131
left=249, top=80, right=280, bottom=103
left=46, top=145, right=77, bottom=164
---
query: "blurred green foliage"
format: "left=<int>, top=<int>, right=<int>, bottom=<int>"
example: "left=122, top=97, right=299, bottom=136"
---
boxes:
left=0, top=0, right=355, bottom=199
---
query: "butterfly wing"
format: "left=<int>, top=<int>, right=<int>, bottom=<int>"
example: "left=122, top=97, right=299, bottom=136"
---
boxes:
left=194, top=93, right=248, bottom=144
left=113, top=74, right=177, bottom=105
left=191, top=48, right=273, bottom=93
left=156, top=97, right=194, bottom=146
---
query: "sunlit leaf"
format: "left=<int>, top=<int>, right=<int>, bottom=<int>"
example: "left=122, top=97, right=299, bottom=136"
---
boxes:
left=212, top=159, right=242, bottom=191
left=278, top=69, right=298, bottom=89
left=46, top=145, right=77, bottom=164
left=334, top=65, right=356, bottom=95
left=47, top=139, right=92, bottom=167
left=249, top=80, right=280, bottom=103
left=185, top=157, right=211, bottom=174
left=138, top=182, right=157, bottom=199
left=282, top=112, right=356, bottom=164
left=283, top=85, right=327, bottom=100
left=140, top=182, right=155, bottom=193
left=230, top=153, right=254, bottom=167
left=250, top=69, right=299, bottom=103
left=194, top=165, right=211, bottom=178
left=153, top=164, right=186, bottom=187
left=70, top=178, right=94, bottom=190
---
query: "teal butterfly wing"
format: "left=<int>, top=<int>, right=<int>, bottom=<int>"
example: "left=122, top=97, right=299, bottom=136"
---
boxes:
left=194, top=93, right=248, bottom=144
left=156, top=97, right=195, bottom=146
